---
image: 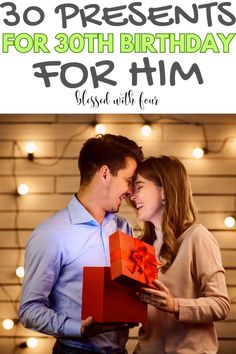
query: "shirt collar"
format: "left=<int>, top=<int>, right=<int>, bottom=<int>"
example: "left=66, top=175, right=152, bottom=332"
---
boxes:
left=68, top=194, right=114, bottom=225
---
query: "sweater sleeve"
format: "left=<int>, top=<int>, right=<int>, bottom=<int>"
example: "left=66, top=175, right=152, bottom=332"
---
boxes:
left=177, top=226, right=230, bottom=323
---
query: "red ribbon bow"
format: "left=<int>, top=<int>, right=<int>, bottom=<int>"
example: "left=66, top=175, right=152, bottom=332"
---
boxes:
left=127, top=245, right=158, bottom=285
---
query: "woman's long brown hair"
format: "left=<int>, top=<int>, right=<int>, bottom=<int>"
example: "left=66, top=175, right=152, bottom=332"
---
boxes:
left=136, top=156, right=198, bottom=272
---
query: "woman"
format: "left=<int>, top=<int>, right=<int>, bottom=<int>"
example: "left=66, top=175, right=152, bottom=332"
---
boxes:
left=131, top=156, right=230, bottom=354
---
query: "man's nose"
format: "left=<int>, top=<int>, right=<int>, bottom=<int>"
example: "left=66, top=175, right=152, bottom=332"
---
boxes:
left=126, top=184, right=134, bottom=198
left=130, top=190, right=136, bottom=200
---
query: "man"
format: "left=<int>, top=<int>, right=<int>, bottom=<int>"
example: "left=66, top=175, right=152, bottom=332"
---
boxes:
left=19, top=134, right=143, bottom=354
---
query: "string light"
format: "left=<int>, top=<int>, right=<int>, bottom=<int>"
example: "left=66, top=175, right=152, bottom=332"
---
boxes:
left=141, top=124, right=152, bottom=137
left=27, top=337, right=39, bottom=348
left=17, top=184, right=29, bottom=196
left=16, top=266, right=25, bottom=278
left=224, top=216, right=236, bottom=228
left=25, top=142, right=36, bottom=153
left=25, top=142, right=36, bottom=161
left=95, top=123, right=106, bottom=134
left=18, top=337, right=39, bottom=349
left=2, top=319, right=14, bottom=330
left=192, top=147, right=205, bottom=159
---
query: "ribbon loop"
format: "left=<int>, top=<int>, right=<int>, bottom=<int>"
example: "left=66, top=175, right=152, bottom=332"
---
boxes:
left=127, top=245, right=158, bottom=285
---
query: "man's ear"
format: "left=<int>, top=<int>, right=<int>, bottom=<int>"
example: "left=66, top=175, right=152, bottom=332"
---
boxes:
left=99, top=165, right=111, bottom=183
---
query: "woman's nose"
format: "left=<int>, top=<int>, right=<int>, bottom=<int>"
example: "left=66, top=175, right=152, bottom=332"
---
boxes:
left=130, top=192, right=136, bottom=201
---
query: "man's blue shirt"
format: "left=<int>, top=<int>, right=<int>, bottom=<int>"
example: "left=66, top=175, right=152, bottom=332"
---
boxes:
left=19, top=195, right=132, bottom=353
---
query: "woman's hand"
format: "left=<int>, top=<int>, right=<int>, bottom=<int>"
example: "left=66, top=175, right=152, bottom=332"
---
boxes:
left=137, top=279, right=179, bottom=314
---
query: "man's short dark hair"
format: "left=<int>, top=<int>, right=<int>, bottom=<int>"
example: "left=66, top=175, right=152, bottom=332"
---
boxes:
left=78, top=134, right=143, bottom=185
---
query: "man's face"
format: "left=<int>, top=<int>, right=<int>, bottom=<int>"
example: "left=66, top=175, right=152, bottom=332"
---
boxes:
left=104, top=158, right=137, bottom=213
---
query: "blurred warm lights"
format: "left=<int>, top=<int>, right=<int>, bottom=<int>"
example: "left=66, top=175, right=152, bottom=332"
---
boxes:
left=141, top=124, right=152, bottom=137
left=95, top=123, right=106, bottom=134
left=17, top=184, right=29, bottom=196
left=16, top=266, right=25, bottom=279
left=25, top=142, right=36, bottom=161
left=26, top=337, right=38, bottom=348
left=224, top=216, right=236, bottom=228
left=25, top=142, right=36, bottom=154
left=2, top=319, right=14, bottom=330
left=192, top=147, right=205, bottom=159
left=18, top=337, right=39, bottom=349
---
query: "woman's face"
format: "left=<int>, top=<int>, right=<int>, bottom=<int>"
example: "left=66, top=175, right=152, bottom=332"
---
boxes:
left=131, top=173, right=164, bottom=224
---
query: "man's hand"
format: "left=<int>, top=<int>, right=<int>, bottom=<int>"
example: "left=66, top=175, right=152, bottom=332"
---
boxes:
left=81, top=316, right=94, bottom=336
left=81, top=316, right=138, bottom=337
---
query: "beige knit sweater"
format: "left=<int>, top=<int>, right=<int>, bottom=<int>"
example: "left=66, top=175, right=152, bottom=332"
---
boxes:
left=134, top=223, right=230, bottom=354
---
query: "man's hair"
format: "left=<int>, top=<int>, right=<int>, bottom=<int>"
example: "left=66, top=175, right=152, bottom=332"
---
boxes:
left=78, top=134, right=143, bottom=185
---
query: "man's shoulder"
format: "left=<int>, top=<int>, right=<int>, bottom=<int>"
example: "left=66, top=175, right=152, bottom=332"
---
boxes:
left=35, top=207, right=69, bottom=234
left=113, top=214, right=132, bottom=234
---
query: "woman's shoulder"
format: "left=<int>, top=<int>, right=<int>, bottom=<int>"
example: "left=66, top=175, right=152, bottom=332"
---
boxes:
left=185, top=223, right=209, bottom=235
left=181, top=223, right=218, bottom=247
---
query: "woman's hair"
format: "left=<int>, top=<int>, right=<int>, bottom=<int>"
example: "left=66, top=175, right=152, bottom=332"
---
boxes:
left=136, top=156, right=198, bottom=272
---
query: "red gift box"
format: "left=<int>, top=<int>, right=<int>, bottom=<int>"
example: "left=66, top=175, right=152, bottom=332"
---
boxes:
left=109, top=231, right=159, bottom=289
left=82, top=267, right=147, bottom=323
